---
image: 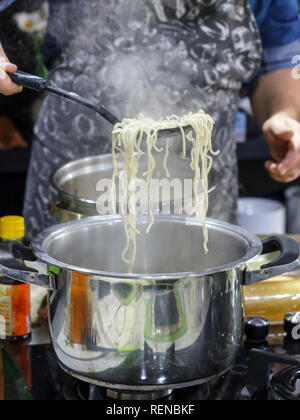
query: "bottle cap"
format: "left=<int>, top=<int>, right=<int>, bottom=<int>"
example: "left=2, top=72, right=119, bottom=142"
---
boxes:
left=0, top=216, right=25, bottom=240
left=245, top=316, right=270, bottom=343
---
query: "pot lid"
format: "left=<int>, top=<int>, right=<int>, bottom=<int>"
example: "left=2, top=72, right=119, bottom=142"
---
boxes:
left=32, top=215, right=262, bottom=280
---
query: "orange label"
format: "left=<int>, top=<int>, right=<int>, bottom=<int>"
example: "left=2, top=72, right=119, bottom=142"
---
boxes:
left=70, top=273, right=88, bottom=345
left=0, top=283, right=30, bottom=338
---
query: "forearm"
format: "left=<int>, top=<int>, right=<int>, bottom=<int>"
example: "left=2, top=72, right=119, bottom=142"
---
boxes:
left=251, top=68, right=300, bottom=126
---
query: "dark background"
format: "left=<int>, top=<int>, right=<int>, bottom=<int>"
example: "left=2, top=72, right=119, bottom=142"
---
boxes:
left=0, top=1, right=41, bottom=217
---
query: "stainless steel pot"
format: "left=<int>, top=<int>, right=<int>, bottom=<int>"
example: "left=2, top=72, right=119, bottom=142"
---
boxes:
left=50, top=154, right=217, bottom=221
left=0, top=215, right=299, bottom=391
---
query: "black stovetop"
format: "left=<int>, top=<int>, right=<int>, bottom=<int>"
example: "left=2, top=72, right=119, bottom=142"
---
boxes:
left=1, top=325, right=299, bottom=401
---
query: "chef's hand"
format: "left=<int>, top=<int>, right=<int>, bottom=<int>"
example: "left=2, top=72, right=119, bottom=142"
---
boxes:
left=263, top=112, right=300, bottom=183
left=0, top=43, right=22, bottom=96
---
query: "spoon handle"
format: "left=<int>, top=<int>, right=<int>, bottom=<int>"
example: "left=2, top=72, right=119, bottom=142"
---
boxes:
left=9, top=71, right=119, bottom=126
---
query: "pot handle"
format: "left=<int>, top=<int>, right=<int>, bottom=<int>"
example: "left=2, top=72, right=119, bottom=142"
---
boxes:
left=0, top=242, right=56, bottom=290
left=243, top=236, right=300, bottom=286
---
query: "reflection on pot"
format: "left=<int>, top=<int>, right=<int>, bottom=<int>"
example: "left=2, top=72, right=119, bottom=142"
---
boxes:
left=50, top=272, right=242, bottom=389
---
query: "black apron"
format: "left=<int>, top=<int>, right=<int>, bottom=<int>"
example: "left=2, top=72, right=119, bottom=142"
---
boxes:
left=24, top=0, right=262, bottom=236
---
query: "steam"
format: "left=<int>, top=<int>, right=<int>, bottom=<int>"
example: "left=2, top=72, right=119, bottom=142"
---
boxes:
left=55, top=0, right=205, bottom=121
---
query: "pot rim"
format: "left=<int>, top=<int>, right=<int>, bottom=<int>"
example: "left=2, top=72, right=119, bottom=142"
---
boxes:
left=50, top=155, right=108, bottom=206
left=32, top=215, right=262, bottom=281
left=50, top=154, right=218, bottom=207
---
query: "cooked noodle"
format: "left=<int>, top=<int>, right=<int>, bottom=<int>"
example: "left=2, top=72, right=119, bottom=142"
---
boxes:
left=112, top=111, right=217, bottom=272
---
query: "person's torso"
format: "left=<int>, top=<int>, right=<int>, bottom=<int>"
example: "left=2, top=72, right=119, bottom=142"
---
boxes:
left=38, top=0, right=262, bottom=163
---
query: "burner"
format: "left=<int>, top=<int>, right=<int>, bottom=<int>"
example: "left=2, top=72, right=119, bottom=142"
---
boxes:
left=106, top=389, right=173, bottom=401
left=63, top=376, right=111, bottom=401
left=62, top=374, right=210, bottom=401
left=62, top=376, right=174, bottom=401
left=270, top=367, right=300, bottom=401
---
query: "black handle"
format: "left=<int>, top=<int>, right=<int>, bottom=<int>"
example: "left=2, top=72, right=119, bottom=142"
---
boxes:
left=261, top=236, right=300, bottom=269
left=9, top=71, right=51, bottom=92
left=0, top=242, right=54, bottom=288
left=0, top=242, right=37, bottom=273
left=244, top=236, right=300, bottom=286
left=9, top=71, right=120, bottom=126
left=12, top=242, right=37, bottom=262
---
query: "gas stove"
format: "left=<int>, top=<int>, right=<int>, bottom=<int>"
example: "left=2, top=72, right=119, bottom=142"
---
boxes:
left=1, top=315, right=300, bottom=402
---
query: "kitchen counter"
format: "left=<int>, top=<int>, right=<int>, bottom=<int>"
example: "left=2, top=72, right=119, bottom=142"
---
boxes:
left=0, top=326, right=65, bottom=401
left=1, top=323, right=299, bottom=401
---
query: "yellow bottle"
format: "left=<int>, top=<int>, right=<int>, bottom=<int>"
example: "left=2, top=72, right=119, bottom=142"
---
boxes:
left=243, top=235, right=300, bottom=325
left=243, top=270, right=300, bottom=325
left=0, top=216, right=31, bottom=342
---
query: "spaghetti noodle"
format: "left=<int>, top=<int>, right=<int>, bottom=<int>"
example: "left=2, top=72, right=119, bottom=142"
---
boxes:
left=112, top=111, right=217, bottom=272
